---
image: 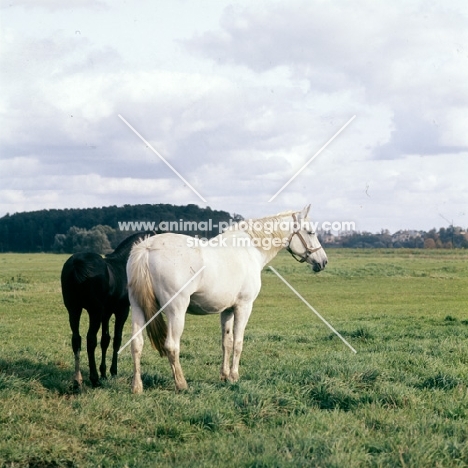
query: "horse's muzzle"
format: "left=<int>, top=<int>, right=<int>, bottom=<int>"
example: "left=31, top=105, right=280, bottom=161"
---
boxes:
left=311, top=258, right=327, bottom=272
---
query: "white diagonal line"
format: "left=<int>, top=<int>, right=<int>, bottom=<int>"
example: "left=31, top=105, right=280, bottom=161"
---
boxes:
left=118, top=265, right=206, bottom=354
left=268, top=115, right=356, bottom=202
left=118, top=114, right=207, bottom=203
left=268, top=266, right=357, bottom=353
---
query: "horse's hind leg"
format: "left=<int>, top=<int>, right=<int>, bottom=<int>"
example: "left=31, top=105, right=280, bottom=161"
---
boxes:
left=110, top=306, right=129, bottom=377
left=165, top=303, right=188, bottom=391
left=220, top=308, right=234, bottom=382
left=86, top=309, right=103, bottom=388
left=99, top=314, right=111, bottom=380
left=131, top=302, right=146, bottom=394
left=68, top=308, right=83, bottom=391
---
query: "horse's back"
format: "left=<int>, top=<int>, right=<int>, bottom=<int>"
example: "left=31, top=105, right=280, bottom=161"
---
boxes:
left=129, top=231, right=250, bottom=280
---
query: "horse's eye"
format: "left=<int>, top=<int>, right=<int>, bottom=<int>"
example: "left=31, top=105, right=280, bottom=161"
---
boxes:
left=307, top=231, right=314, bottom=235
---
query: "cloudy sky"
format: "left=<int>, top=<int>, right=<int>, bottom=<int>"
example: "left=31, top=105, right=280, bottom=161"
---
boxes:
left=1, top=0, right=467, bottom=233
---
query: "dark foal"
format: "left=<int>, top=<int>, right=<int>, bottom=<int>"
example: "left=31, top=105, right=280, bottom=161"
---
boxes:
left=61, top=231, right=156, bottom=389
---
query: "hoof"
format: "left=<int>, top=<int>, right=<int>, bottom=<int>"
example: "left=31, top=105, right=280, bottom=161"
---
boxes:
left=91, top=379, right=102, bottom=388
left=229, top=372, right=239, bottom=383
left=72, top=380, right=82, bottom=394
left=132, top=378, right=143, bottom=394
left=175, top=381, right=188, bottom=392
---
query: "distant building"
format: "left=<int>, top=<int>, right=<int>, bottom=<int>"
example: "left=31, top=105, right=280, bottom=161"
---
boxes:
left=391, top=230, right=422, bottom=243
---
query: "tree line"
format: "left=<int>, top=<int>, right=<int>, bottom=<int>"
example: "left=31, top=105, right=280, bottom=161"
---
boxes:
left=0, top=204, right=237, bottom=253
left=321, top=227, right=468, bottom=249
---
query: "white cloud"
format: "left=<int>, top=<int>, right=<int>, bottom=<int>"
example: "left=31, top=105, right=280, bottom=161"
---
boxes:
left=185, top=0, right=468, bottom=159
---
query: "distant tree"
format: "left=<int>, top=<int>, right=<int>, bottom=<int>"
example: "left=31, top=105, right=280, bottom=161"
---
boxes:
left=426, top=229, right=438, bottom=241
left=85, top=225, right=113, bottom=254
left=53, top=225, right=113, bottom=254
left=52, top=233, right=67, bottom=253
left=463, top=233, right=468, bottom=249
left=424, top=238, right=436, bottom=249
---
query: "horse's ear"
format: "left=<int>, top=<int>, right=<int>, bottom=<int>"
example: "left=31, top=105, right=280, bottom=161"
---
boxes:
left=300, top=204, right=311, bottom=219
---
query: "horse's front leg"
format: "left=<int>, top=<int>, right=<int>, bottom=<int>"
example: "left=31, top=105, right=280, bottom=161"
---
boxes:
left=230, top=303, right=253, bottom=382
left=220, top=308, right=234, bottom=381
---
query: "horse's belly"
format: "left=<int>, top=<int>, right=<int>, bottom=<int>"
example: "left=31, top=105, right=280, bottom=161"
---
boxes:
left=187, top=293, right=233, bottom=315
left=187, top=303, right=220, bottom=315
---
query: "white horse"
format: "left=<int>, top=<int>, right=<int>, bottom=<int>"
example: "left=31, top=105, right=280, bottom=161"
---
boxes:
left=127, top=205, right=327, bottom=392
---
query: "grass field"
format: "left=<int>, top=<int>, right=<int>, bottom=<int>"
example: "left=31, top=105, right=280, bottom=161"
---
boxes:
left=1, top=249, right=468, bottom=467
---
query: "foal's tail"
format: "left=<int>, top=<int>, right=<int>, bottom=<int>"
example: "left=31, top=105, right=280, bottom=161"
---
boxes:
left=127, top=240, right=168, bottom=357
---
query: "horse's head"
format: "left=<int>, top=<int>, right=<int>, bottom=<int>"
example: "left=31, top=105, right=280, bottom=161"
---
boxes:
left=286, top=205, right=328, bottom=272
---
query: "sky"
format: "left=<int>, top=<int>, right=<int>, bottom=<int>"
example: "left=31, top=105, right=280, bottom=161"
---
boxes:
left=1, top=0, right=467, bottom=233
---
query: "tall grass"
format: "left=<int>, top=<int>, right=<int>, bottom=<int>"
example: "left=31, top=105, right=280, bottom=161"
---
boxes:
left=1, top=249, right=468, bottom=467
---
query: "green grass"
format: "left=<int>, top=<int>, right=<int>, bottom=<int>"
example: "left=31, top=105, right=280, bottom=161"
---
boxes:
left=1, top=249, right=468, bottom=467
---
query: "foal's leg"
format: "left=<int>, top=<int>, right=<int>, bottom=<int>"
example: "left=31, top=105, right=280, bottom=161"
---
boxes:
left=131, top=303, right=146, bottom=394
left=99, top=313, right=111, bottom=380
left=68, top=308, right=83, bottom=390
left=220, top=308, right=234, bottom=381
left=86, top=309, right=103, bottom=388
left=110, top=306, right=129, bottom=377
left=230, top=303, right=253, bottom=382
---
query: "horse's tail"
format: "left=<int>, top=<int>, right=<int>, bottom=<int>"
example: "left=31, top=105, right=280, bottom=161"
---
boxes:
left=127, top=240, right=167, bottom=357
